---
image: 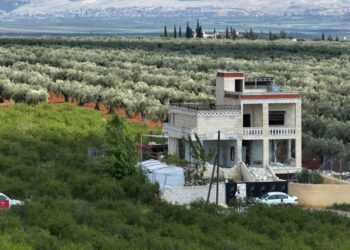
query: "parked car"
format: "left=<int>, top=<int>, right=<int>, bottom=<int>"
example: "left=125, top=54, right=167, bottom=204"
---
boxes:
left=0, top=193, right=24, bottom=209
left=256, top=192, right=298, bottom=206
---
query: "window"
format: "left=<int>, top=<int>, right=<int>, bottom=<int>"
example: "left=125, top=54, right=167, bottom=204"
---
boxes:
left=230, top=146, right=235, bottom=161
left=0, top=195, right=7, bottom=200
left=269, top=111, right=285, bottom=125
left=235, top=79, right=243, bottom=92
left=243, top=114, right=251, bottom=127
left=268, top=195, right=278, bottom=200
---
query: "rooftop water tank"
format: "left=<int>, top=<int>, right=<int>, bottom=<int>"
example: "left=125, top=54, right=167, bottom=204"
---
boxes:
left=267, top=84, right=282, bottom=92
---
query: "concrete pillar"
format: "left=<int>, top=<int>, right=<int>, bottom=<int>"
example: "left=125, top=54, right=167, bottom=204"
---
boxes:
left=295, top=100, right=302, bottom=168
left=168, top=138, right=179, bottom=155
left=287, top=139, right=292, bottom=159
left=262, top=103, right=270, bottom=168
left=236, top=138, right=242, bottom=163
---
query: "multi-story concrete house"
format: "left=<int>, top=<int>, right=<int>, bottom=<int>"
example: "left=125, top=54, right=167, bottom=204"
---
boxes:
left=163, top=72, right=302, bottom=175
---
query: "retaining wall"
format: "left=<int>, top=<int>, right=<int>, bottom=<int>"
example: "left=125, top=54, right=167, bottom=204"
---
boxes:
left=289, top=182, right=350, bottom=208
left=162, top=183, right=226, bottom=205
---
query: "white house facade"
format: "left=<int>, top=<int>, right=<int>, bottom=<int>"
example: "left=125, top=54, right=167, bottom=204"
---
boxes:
left=163, top=72, right=302, bottom=175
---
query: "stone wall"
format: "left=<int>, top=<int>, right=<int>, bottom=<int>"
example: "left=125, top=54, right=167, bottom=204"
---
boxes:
left=289, top=182, right=350, bottom=208
left=162, top=183, right=226, bottom=205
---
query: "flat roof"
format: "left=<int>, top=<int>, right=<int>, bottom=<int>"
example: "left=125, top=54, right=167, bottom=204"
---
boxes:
left=217, top=72, right=245, bottom=78
left=224, top=91, right=301, bottom=100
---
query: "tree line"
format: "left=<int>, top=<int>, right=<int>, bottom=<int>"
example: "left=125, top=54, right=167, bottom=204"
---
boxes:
left=161, top=19, right=294, bottom=40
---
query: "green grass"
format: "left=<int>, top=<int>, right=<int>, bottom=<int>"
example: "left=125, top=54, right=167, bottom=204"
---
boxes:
left=0, top=104, right=349, bottom=249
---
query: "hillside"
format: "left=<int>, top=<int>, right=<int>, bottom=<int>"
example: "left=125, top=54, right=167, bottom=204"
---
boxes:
left=6, top=0, right=350, bottom=17
left=0, top=104, right=349, bottom=249
left=0, top=37, right=349, bottom=169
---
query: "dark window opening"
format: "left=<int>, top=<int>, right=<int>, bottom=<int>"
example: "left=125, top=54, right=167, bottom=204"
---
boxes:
left=243, top=141, right=251, bottom=165
left=178, top=139, right=185, bottom=159
left=243, top=114, right=251, bottom=127
left=269, top=111, right=285, bottom=125
left=245, top=81, right=255, bottom=89
left=257, top=81, right=269, bottom=88
left=235, top=79, right=243, bottom=92
left=230, top=146, right=235, bottom=161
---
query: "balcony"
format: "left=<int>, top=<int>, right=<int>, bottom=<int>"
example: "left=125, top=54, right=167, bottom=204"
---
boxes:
left=243, top=126, right=296, bottom=139
left=269, top=127, right=296, bottom=136
left=243, top=127, right=263, bottom=136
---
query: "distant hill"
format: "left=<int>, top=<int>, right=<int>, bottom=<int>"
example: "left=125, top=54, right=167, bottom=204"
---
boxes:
left=3, top=0, right=350, bottom=18
left=0, top=0, right=28, bottom=12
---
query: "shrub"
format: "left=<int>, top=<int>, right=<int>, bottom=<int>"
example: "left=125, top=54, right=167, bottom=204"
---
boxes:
left=295, top=168, right=324, bottom=184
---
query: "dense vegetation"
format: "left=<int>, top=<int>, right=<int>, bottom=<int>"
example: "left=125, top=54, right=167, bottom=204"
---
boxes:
left=0, top=104, right=350, bottom=249
left=294, top=169, right=324, bottom=184
left=331, top=203, right=350, bottom=212
left=0, top=36, right=349, bottom=166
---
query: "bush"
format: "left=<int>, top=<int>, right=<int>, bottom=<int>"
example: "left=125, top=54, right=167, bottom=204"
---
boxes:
left=295, top=168, right=324, bottom=184
left=330, top=203, right=350, bottom=212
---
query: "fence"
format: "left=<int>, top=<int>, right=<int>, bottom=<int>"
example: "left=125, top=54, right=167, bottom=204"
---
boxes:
left=226, top=181, right=288, bottom=204
left=162, top=184, right=226, bottom=205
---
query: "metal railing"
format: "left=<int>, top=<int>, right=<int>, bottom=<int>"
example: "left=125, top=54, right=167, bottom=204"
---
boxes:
left=170, top=103, right=240, bottom=111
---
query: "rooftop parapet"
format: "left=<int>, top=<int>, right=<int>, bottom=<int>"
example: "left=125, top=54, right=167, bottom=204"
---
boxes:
left=170, top=103, right=240, bottom=111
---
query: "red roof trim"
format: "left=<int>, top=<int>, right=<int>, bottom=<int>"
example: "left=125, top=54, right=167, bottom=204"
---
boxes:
left=224, top=92, right=301, bottom=100
left=217, top=72, right=245, bottom=78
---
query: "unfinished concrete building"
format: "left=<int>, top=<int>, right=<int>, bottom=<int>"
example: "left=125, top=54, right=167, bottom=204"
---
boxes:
left=163, top=72, right=302, bottom=177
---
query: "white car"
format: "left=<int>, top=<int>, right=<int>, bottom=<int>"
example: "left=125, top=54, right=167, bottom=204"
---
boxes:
left=256, top=192, right=298, bottom=206
left=0, top=193, right=24, bottom=208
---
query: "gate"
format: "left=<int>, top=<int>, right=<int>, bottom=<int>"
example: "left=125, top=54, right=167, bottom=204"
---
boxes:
left=226, top=181, right=289, bottom=204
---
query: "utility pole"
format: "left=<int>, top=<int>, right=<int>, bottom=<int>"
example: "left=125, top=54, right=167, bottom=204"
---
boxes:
left=207, top=130, right=221, bottom=205
left=207, top=156, right=217, bottom=203
left=216, top=131, right=221, bottom=205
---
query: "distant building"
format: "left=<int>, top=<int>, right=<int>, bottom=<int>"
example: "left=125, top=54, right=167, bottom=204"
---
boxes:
left=163, top=72, right=302, bottom=175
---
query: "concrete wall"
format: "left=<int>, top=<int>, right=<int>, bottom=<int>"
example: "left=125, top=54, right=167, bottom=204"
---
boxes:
left=197, top=115, right=242, bottom=136
left=289, top=182, right=350, bottom=208
left=251, top=140, right=263, bottom=163
left=203, top=140, right=237, bottom=167
left=174, top=113, right=197, bottom=128
left=162, top=183, right=226, bottom=205
left=269, top=103, right=296, bottom=126
left=243, top=104, right=263, bottom=127
left=168, top=138, right=178, bottom=155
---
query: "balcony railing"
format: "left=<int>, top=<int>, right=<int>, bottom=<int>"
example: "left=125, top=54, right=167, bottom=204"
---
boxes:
left=243, top=127, right=296, bottom=137
left=243, top=127, right=263, bottom=136
left=269, top=127, right=296, bottom=136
